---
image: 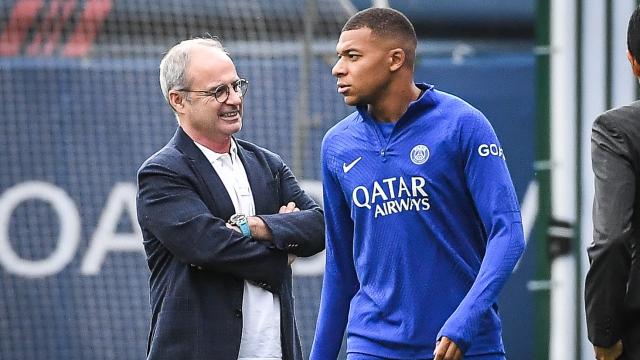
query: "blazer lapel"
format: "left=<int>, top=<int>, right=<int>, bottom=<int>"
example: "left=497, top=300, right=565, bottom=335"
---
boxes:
left=172, top=127, right=236, bottom=220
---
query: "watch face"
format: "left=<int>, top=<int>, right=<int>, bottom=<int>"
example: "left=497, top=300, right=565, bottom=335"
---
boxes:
left=229, top=214, right=247, bottom=225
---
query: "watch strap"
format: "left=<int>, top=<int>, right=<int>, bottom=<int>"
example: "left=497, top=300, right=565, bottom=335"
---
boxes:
left=229, top=214, right=251, bottom=238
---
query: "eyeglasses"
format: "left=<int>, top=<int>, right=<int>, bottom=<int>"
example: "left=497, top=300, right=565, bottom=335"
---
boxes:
left=178, top=78, right=249, bottom=103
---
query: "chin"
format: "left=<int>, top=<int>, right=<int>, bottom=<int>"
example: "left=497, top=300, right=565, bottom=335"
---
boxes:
left=343, top=96, right=360, bottom=106
left=230, top=122, right=242, bottom=134
left=219, top=120, right=242, bottom=136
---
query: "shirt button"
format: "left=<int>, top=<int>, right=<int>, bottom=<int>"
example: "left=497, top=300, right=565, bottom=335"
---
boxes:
left=234, top=309, right=242, bottom=318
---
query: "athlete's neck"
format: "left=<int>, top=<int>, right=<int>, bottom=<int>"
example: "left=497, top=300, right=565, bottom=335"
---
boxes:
left=368, top=82, right=422, bottom=123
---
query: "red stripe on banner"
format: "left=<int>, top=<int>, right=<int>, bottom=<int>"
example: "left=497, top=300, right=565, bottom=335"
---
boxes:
left=42, top=0, right=77, bottom=56
left=62, top=0, right=112, bottom=57
left=0, top=0, right=45, bottom=56
left=26, top=0, right=61, bottom=55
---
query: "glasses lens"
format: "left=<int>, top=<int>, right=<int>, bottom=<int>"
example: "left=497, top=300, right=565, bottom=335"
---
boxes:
left=213, top=85, right=229, bottom=103
left=235, top=79, right=248, bottom=97
left=211, top=79, right=248, bottom=103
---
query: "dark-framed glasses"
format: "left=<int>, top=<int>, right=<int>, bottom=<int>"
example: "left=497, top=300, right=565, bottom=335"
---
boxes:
left=179, top=78, right=249, bottom=103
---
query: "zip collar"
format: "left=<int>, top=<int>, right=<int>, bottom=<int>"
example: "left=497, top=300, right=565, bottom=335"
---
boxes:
left=355, top=83, right=435, bottom=125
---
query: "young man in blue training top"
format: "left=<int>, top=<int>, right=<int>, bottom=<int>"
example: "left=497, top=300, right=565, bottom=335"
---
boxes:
left=310, top=8, right=525, bottom=360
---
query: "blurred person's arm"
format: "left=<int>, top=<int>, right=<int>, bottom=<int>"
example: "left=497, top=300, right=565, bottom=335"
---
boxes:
left=586, top=114, right=635, bottom=352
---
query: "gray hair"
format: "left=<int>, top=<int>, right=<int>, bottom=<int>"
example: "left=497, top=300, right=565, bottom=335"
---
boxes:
left=159, top=37, right=227, bottom=112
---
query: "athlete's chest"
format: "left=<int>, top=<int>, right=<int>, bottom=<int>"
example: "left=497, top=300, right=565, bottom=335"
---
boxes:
left=334, top=124, right=463, bottom=218
left=337, top=122, right=459, bottom=182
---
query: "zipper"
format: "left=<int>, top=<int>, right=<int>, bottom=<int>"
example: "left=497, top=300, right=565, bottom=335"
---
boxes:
left=367, top=117, right=394, bottom=162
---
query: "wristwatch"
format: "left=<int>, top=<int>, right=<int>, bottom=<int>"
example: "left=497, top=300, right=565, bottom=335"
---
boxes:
left=228, top=214, right=251, bottom=238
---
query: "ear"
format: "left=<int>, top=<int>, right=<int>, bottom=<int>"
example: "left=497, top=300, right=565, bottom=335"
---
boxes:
left=388, top=48, right=405, bottom=72
left=169, top=90, right=187, bottom=114
left=627, top=50, right=640, bottom=77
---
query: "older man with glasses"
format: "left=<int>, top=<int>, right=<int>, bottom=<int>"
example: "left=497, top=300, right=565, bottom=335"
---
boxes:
left=136, top=37, right=325, bottom=360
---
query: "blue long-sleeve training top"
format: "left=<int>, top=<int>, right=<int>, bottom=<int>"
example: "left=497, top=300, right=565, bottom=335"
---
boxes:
left=311, top=83, right=525, bottom=359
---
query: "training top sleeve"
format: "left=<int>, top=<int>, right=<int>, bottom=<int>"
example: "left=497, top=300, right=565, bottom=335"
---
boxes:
left=436, top=110, right=526, bottom=352
left=310, top=135, right=360, bottom=360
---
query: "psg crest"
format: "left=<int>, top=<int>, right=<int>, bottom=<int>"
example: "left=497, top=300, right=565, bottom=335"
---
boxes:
left=410, top=144, right=429, bottom=165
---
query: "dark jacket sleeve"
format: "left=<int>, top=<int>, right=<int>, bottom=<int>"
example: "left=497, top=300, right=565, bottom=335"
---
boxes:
left=137, top=160, right=288, bottom=289
left=258, top=158, right=325, bottom=257
left=585, top=114, right=635, bottom=347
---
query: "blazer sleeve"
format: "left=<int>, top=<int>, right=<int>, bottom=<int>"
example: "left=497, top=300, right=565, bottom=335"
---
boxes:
left=257, top=158, right=325, bottom=257
left=585, top=114, right=635, bottom=347
left=137, top=160, right=288, bottom=290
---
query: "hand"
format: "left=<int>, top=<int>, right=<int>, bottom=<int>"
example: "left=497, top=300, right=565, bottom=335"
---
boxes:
left=279, top=201, right=300, bottom=213
left=594, top=340, right=623, bottom=360
left=433, top=337, right=462, bottom=360
left=280, top=202, right=300, bottom=262
left=288, top=253, right=297, bottom=265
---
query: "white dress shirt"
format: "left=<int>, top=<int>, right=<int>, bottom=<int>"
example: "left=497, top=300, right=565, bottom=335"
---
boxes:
left=195, top=140, right=282, bottom=360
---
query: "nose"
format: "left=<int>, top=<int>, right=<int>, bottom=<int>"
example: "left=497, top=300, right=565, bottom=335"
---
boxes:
left=332, top=58, right=345, bottom=78
left=225, top=86, right=243, bottom=105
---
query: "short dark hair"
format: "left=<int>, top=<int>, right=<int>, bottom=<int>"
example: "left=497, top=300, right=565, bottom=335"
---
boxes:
left=342, top=7, right=417, bottom=50
left=627, top=6, right=640, bottom=62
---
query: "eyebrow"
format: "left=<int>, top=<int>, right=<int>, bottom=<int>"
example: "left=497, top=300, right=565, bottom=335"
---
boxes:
left=337, top=47, right=360, bottom=55
left=207, top=78, right=241, bottom=91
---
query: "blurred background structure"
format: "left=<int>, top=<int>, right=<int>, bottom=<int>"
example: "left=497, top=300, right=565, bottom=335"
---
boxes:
left=0, top=0, right=634, bottom=359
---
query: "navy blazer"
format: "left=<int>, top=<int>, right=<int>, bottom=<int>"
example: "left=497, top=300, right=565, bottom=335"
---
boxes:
left=136, top=127, right=325, bottom=360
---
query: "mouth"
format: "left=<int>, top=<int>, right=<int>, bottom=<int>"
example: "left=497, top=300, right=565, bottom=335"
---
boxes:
left=337, top=84, right=350, bottom=94
left=219, top=110, right=240, bottom=120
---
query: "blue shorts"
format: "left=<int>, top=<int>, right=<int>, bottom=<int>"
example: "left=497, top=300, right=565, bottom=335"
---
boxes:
left=346, top=352, right=507, bottom=360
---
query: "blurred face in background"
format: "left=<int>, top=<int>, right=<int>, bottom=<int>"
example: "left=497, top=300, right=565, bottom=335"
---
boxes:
left=332, top=27, right=394, bottom=106
left=174, top=45, right=244, bottom=143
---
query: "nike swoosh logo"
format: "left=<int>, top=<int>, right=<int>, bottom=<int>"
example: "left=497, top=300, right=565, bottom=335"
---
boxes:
left=343, top=156, right=362, bottom=173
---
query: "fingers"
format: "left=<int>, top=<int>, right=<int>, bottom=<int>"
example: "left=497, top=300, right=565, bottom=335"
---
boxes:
left=615, top=340, right=624, bottom=358
left=433, top=337, right=461, bottom=360
left=433, top=338, right=447, bottom=360
left=449, top=346, right=462, bottom=360
left=279, top=202, right=299, bottom=213
left=595, top=340, right=624, bottom=360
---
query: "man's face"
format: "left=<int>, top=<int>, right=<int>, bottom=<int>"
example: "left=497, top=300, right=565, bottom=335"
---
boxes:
left=180, top=46, right=244, bottom=141
left=332, top=27, right=391, bottom=106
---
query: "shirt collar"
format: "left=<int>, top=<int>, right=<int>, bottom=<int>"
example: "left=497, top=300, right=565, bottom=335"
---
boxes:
left=194, top=138, right=239, bottom=164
